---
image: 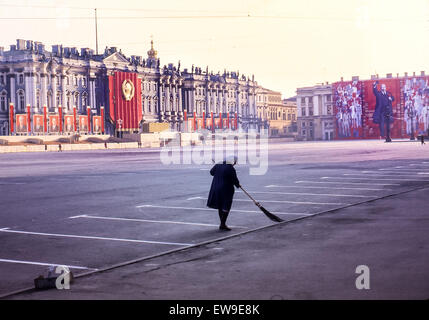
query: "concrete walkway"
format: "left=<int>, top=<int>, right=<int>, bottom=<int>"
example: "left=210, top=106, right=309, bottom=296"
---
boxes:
left=5, top=186, right=429, bottom=300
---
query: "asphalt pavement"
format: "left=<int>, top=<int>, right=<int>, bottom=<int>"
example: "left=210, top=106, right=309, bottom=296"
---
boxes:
left=0, top=139, right=428, bottom=299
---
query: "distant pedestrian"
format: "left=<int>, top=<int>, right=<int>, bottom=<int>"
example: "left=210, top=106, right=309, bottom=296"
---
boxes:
left=58, top=144, right=62, bottom=152
left=421, top=135, right=425, bottom=145
left=104, top=142, right=108, bottom=149
left=207, top=156, right=240, bottom=231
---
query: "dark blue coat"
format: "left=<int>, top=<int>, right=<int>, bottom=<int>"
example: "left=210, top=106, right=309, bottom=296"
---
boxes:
left=207, top=163, right=240, bottom=212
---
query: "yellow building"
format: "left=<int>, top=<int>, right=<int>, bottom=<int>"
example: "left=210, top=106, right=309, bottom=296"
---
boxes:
left=257, top=88, right=297, bottom=137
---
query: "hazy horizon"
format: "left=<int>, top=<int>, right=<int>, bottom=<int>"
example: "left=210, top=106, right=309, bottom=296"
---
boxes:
left=1, top=0, right=428, bottom=98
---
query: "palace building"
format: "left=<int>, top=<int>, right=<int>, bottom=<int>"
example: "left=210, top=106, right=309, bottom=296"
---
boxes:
left=0, top=39, right=262, bottom=136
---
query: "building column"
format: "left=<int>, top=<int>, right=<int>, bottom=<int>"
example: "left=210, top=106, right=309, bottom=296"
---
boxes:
left=61, top=75, right=66, bottom=111
left=40, top=73, right=48, bottom=108
left=9, top=74, right=16, bottom=106
left=90, top=78, right=96, bottom=110
left=51, top=73, right=57, bottom=111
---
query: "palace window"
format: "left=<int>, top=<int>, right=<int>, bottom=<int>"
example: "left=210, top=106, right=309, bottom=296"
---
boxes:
left=0, top=92, right=7, bottom=111
left=56, top=92, right=61, bottom=108
left=17, top=90, right=25, bottom=111
left=0, top=74, right=5, bottom=86
left=36, top=90, right=40, bottom=109
left=18, top=74, right=24, bottom=85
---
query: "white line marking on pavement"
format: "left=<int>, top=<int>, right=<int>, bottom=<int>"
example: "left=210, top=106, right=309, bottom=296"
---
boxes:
left=232, top=198, right=349, bottom=205
left=265, top=184, right=391, bottom=191
left=345, top=173, right=427, bottom=178
left=378, top=168, right=429, bottom=173
left=0, top=258, right=97, bottom=270
left=320, top=176, right=429, bottom=182
left=295, top=180, right=399, bottom=186
left=187, top=196, right=203, bottom=200
left=68, top=215, right=85, bottom=219
left=0, top=229, right=192, bottom=247
left=136, top=204, right=311, bottom=216
left=236, top=190, right=374, bottom=198
left=185, top=196, right=348, bottom=206
left=361, top=170, right=426, bottom=175
left=73, top=214, right=247, bottom=229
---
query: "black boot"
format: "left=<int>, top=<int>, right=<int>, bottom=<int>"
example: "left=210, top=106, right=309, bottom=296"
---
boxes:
left=219, top=210, right=231, bottom=231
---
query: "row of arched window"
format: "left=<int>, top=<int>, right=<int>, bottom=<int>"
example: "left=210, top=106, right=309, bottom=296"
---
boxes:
left=0, top=90, right=88, bottom=112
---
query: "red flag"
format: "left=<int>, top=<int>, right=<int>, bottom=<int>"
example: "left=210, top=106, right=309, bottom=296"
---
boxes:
left=73, top=106, right=77, bottom=132
left=202, top=111, right=205, bottom=129
left=219, top=112, right=222, bottom=129
left=100, top=106, right=105, bottom=134
left=211, top=111, right=214, bottom=132
left=58, top=106, right=63, bottom=133
left=184, top=110, right=187, bottom=121
left=227, top=113, right=230, bottom=129
left=26, top=105, right=31, bottom=134
left=9, top=103, right=14, bottom=134
left=87, top=107, right=91, bottom=133
left=43, top=106, right=47, bottom=134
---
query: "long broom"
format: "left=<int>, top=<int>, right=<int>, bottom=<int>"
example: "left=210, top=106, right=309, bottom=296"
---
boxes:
left=239, top=186, right=284, bottom=222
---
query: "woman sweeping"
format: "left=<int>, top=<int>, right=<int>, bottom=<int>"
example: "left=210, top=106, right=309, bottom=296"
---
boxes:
left=207, top=156, right=240, bottom=231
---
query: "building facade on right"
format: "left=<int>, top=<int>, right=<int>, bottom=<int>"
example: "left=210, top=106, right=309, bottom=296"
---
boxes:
left=296, top=83, right=334, bottom=141
left=297, top=72, right=429, bottom=141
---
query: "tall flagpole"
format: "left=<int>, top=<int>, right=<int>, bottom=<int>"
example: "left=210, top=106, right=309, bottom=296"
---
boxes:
left=95, top=8, right=99, bottom=55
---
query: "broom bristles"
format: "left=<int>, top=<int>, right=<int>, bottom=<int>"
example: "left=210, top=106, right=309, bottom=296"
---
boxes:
left=259, top=205, right=284, bottom=222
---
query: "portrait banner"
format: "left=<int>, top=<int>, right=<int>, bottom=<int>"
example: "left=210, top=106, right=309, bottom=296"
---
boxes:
left=64, top=115, right=75, bottom=133
left=49, top=115, right=60, bottom=133
left=92, top=116, right=102, bottom=134
left=362, top=79, right=402, bottom=139
left=33, top=115, right=44, bottom=133
left=79, top=115, right=88, bottom=133
left=16, top=114, right=27, bottom=133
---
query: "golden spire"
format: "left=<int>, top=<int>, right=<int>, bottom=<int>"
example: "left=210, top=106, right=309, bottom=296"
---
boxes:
left=147, top=37, right=157, bottom=59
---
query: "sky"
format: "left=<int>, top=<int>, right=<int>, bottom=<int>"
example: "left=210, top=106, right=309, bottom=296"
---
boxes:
left=1, top=0, right=429, bottom=98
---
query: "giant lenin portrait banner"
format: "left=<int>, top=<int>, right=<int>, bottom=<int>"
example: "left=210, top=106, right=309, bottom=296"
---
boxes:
left=108, top=71, right=142, bottom=132
left=332, top=77, right=425, bottom=139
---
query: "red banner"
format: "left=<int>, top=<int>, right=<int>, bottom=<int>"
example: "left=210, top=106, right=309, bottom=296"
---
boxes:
left=9, top=103, right=14, bottom=134
left=227, top=113, right=230, bottom=129
left=79, top=115, right=88, bottom=133
left=58, top=106, right=63, bottom=133
left=93, top=116, right=102, bottom=133
left=361, top=79, right=401, bottom=139
left=184, top=110, right=187, bottom=121
left=33, top=115, right=44, bottom=133
left=26, top=105, right=31, bottom=134
left=211, top=112, right=214, bottom=132
left=219, top=113, right=222, bottom=129
left=100, top=107, right=105, bottom=134
left=401, top=76, right=429, bottom=136
left=193, top=112, right=196, bottom=132
left=49, top=115, right=60, bottom=133
left=108, top=71, right=142, bottom=131
left=16, top=114, right=27, bottom=133
left=202, top=111, right=205, bottom=129
left=333, top=80, right=364, bottom=139
left=64, top=115, right=74, bottom=133
left=73, top=106, right=77, bottom=132
left=87, top=107, right=91, bottom=133
left=43, top=106, right=47, bottom=134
